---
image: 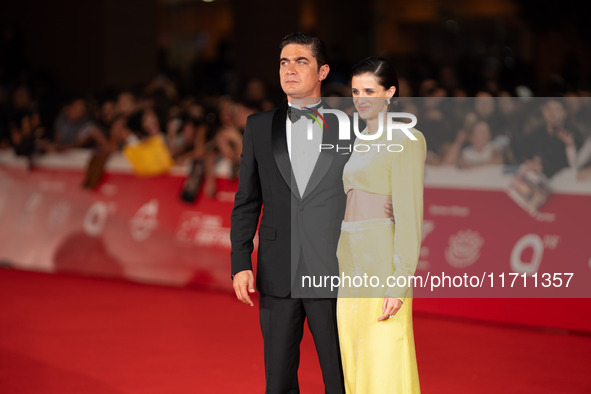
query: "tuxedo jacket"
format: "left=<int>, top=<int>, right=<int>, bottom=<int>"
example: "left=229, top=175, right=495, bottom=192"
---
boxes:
left=230, top=102, right=352, bottom=297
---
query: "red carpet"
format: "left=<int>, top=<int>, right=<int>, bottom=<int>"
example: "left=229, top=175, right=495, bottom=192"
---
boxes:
left=1, top=268, right=590, bottom=393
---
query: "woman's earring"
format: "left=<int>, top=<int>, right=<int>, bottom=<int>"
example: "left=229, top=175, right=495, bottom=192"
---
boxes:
left=386, top=97, right=391, bottom=105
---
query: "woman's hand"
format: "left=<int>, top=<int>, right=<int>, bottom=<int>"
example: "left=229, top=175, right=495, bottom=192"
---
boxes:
left=378, top=297, right=403, bottom=322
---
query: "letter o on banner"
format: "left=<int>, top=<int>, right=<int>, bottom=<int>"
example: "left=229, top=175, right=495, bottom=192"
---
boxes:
left=84, top=201, right=108, bottom=237
left=510, top=233, right=544, bottom=274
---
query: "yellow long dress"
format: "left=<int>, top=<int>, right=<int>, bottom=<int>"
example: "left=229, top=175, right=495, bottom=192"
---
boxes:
left=336, top=126, right=426, bottom=394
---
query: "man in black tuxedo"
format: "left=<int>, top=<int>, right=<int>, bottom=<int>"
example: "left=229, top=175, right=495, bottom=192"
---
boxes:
left=230, top=32, right=349, bottom=393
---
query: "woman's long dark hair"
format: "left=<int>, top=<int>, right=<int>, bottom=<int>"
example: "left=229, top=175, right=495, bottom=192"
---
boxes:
left=351, top=57, right=400, bottom=111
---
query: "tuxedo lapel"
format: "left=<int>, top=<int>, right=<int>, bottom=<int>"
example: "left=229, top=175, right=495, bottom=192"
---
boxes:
left=272, top=103, right=301, bottom=200
left=301, top=110, right=338, bottom=201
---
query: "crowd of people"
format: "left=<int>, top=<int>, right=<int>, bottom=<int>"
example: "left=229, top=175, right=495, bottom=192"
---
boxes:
left=2, top=38, right=591, bottom=194
left=394, top=91, right=591, bottom=180
left=0, top=72, right=272, bottom=196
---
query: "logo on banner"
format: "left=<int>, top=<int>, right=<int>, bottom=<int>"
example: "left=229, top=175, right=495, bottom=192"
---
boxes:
left=175, top=212, right=231, bottom=249
left=130, top=199, right=159, bottom=241
left=417, top=220, right=435, bottom=270
left=510, top=233, right=559, bottom=274
left=84, top=201, right=116, bottom=237
left=47, top=202, right=71, bottom=230
left=19, top=192, right=43, bottom=231
left=445, top=229, right=484, bottom=268
left=0, top=189, right=7, bottom=217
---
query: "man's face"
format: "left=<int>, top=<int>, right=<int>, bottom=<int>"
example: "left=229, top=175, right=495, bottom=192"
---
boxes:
left=470, top=121, right=491, bottom=150
left=542, top=100, right=566, bottom=128
left=67, top=99, right=87, bottom=122
left=279, top=44, right=328, bottom=101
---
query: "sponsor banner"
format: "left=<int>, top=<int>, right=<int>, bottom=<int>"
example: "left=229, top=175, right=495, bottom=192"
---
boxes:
left=416, top=187, right=590, bottom=298
left=0, top=162, right=246, bottom=290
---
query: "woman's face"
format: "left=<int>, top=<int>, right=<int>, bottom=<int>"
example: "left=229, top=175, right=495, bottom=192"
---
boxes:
left=142, top=109, right=160, bottom=135
left=116, top=93, right=136, bottom=116
left=475, top=92, right=495, bottom=118
left=351, top=73, right=394, bottom=120
left=101, top=101, right=115, bottom=124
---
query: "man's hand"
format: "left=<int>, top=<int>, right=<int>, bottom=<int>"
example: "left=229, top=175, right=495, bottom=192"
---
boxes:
left=454, top=129, right=468, bottom=145
left=233, top=270, right=255, bottom=306
left=378, top=297, right=402, bottom=322
left=556, top=128, right=575, bottom=147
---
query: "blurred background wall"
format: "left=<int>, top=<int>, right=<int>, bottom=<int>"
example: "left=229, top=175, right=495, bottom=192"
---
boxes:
left=1, top=0, right=589, bottom=97
left=0, top=0, right=157, bottom=93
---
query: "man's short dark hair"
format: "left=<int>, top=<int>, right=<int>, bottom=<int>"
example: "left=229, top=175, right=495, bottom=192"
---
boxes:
left=279, top=32, right=328, bottom=69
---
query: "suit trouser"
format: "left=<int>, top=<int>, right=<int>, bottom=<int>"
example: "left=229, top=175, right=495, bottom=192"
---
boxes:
left=259, top=293, right=345, bottom=394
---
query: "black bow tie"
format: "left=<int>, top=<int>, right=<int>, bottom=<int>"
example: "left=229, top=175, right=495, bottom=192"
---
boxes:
left=287, top=103, right=322, bottom=123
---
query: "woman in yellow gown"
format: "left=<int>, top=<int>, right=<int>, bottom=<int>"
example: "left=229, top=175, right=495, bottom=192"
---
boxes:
left=336, top=57, right=426, bottom=393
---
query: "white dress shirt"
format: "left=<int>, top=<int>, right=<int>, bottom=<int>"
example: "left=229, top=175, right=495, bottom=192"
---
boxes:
left=286, top=102, right=323, bottom=197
